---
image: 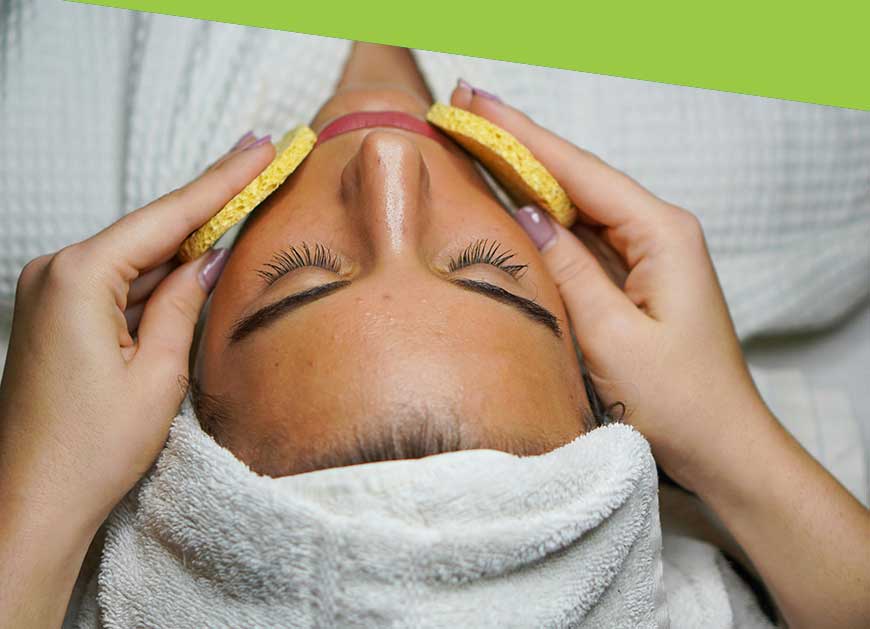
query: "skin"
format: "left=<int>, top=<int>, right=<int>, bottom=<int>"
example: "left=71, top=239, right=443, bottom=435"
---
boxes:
left=450, top=88, right=870, bottom=629
left=0, top=132, right=276, bottom=627
left=194, top=47, right=589, bottom=475
left=0, top=42, right=866, bottom=628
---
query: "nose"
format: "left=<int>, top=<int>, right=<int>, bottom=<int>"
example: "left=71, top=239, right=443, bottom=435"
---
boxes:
left=340, top=130, right=431, bottom=258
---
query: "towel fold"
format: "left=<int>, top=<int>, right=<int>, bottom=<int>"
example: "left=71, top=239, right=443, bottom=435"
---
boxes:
left=71, top=400, right=776, bottom=628
left=75, top=400, right=671, bottom=628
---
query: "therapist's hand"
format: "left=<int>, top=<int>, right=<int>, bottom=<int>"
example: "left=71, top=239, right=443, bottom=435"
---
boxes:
left=452, top=85, right=870, bottom=629
left=0, top=133, right=274, bottom=530
left=449, top=86, right=870, bottom=629
left=0, top=131, right=274, bottom=629
left=449, top=85, right=770, bottom=492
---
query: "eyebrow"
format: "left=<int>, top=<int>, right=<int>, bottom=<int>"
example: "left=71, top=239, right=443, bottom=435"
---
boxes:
left=450, top=279, right=562, bottom=338
left=229, top=278, right=562, bottom=343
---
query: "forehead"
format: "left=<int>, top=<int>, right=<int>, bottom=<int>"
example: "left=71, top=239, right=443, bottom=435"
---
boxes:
left=199, top=277, right=584, bottom=450
left=192, top=130, right=589, bottom=474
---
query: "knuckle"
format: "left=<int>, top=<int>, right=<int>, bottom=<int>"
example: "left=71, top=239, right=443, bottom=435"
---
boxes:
left=214, top=177, right=241, bottom=202
left=158, top=185, right=188, bottom=207
left=44, top=246, right=88, bottom=287
left=17, top=254, right=51, bottom=288
left=209, top=165, right=246, bottom=198
left=518, top=108, right=537, bottom=126
left=550, top=248, right=596, bottom=290
left=161, top=173, right=237, bottom=224
left=164, top=184, right=186, bottom=199
left=650, top=207, right=706, bottom=255
left=596, top=308, right=636, bottom=340
left=166, top=293, right=201, bottom=327
left=671, top=207, right=704, bottom=238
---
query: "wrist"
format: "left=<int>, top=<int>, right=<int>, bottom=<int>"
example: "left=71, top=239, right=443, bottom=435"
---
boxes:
left=671, top=400, right=870, bottom=629
left=685, top=402, right=790, bottom=512
left=0, top=452, right=110, bottom=551
left=660, top=395, right=784, bottom=499
left=1, top=477, right=103, bottom=557
left=0, top=473, right=100, bottom=627
left=0, top=415, right=124, bottom=532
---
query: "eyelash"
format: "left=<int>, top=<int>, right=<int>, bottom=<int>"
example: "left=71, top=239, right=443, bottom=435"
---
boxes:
left=257, top=242, right=342, bottom=284
left=448, top=239, right=528, bottom=279
left=257, top=239, right=528, bottom=284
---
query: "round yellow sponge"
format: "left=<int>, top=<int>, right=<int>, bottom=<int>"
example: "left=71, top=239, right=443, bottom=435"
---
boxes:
left=426, top=103, right=576, bottom=227
left=178, top=125, right=317, bottom=262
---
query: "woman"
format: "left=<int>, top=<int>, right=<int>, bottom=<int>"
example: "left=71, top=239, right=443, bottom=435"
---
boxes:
left=0, top=43, right=868, bottom=628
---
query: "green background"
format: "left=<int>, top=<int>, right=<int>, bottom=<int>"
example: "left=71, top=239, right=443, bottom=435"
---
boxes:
left=68, top=0, right=870, bottom=112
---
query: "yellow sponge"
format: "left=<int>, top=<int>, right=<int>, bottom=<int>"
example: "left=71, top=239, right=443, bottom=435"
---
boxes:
left=426, top=103, right=576, bottom=227
left=178, top=125, right=317, bottom=262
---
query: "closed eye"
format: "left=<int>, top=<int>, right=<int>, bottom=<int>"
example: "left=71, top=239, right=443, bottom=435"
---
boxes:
left=447, top=239, right=528, bottom=279
left=257, top=242, right=342, bottom=285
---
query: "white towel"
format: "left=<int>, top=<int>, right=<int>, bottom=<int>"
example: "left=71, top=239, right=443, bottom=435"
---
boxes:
left=70, top=400, right=776, bottom=628
left=0, top=7, right=851, bottom=625
left=661, top=533, right=776, bottom=629
left=70, top=400, right=675, bottom=628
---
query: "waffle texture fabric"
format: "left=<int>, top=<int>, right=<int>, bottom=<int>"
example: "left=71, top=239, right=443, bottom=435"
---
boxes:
left=3, top=2, right=869, bottom=339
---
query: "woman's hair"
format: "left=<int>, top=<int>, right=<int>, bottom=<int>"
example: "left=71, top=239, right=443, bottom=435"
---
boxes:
left=189, top=372, right=620, bottom=476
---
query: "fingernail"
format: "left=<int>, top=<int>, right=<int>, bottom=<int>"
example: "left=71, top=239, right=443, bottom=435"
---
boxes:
left=515, top=205, right=556, bottom=251
left=198, top=248, right=229, bottom=292
left=244, top=135, right=272, bottom=150
left=472, top=86, right=501, bottom=103
left=231, top=131, right=255, bottom=150
left=456, top=78, right=500, bottom=103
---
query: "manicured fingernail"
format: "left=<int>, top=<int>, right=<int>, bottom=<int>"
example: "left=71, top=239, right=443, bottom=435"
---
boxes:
left=198, top=248, right=229, bottom=292
left=456, top=78, right=500, bottom=103
left=231, top=131, right=255, bottom=150
left=515, top=205, right=556, bottom=251
left=472, top=86, right=500, bottom=103
left=244, top=135, right=272, bottom=150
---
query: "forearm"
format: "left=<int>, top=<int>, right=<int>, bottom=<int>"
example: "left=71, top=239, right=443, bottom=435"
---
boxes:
left=692, top=407, right=870, bottom=628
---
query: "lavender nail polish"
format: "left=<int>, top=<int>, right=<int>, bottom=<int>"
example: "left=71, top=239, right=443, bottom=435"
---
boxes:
left=456, top=78, right=500, bottom=103
left=231, top=130, right=255, bottom=150
left=198, top=248, right=229, bottom=293
left=515, top=205, right=556, bottom=251
left=472, top=86, right=501, bottom=103
left=245, top=135, right=272, bottom=150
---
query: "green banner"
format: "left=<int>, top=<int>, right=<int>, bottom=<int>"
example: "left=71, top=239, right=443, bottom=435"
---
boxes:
left=68, top=0, right=870, bottom=111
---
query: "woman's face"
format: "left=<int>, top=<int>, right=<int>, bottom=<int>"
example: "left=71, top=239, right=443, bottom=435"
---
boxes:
left=195, top=87, right=590, bottom=476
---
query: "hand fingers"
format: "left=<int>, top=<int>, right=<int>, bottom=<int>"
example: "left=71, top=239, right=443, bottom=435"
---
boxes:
left=84, top=138, right=274, bottom=274
left=128, top=261, right=176, bottom=305
left=205, top=131, right=257, bottom=172
left=450, top=83, right=685, bottom=266
left=571, top=222, right=628, bottom=289
left=124, top=302, right=146, bottom=335
left=514, top=205, right=644, bottom=343
left=133, top=249, right=229, bottom=392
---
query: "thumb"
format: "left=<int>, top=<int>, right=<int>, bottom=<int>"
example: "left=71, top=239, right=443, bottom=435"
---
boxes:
left=133, top=248, right=229, bottom=387
left=514, top=205, right=642, bottom=344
